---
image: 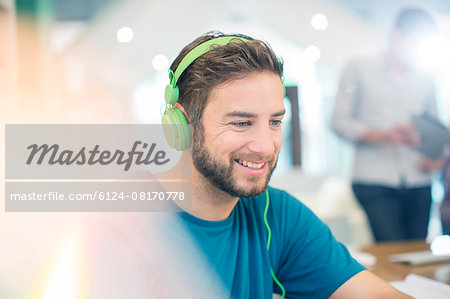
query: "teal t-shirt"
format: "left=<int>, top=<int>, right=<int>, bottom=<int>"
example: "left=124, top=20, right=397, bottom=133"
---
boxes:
left=178, top=186, right=365, bottom=298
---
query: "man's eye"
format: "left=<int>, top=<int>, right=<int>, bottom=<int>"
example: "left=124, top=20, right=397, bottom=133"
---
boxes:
left=233, top=121, right=250, bottom=128
left=270, top=120, right=283, bottom=127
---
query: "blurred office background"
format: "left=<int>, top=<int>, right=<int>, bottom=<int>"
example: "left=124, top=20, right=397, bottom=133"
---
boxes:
left=1, top=0, right=450, bottom=295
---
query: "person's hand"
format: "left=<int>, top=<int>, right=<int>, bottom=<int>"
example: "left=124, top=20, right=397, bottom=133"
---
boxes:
left=388, top=124, right=420, bottom=147
left=419, top=157, right=443, bottom=172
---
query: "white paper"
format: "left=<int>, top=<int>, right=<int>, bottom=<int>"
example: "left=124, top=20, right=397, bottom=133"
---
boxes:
left=391, top=274, right=450, bottom=299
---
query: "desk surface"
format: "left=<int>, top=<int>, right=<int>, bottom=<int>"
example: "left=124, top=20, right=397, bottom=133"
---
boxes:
left=362, top=240, right=450, bottom=284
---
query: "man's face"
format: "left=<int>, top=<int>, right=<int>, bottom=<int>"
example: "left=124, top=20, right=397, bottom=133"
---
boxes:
left=192, top=71, right=285, bottom=198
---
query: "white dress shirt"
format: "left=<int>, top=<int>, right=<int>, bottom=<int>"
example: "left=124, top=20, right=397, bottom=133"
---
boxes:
left=332, top=54, right=438, bottom=188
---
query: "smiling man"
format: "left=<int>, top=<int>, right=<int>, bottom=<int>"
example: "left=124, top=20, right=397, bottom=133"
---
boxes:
left=164, top=32, right=411, bottom=298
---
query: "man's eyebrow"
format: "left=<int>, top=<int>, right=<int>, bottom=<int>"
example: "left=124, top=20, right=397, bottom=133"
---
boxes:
left=225, top=109, right=286, bottom=118
left=272, top=109, right=286, bottom=117
left=225, top=111, right=257, bottom=118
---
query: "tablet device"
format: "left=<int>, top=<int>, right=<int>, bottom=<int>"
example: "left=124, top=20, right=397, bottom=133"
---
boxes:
left=411, top=114, right=450, bottom=159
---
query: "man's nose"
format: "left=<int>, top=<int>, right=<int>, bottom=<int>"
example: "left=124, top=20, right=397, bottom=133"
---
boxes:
left=246, top=125, right=278, bottom=157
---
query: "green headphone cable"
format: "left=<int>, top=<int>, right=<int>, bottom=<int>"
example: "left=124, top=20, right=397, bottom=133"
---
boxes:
left=264, top=189, right=286, bottom=299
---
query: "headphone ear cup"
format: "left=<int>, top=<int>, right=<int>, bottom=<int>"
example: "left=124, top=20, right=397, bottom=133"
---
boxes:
left=162, top=106, right=191, bottom=150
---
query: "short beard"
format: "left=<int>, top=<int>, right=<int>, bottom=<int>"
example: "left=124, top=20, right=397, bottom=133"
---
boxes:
left=191, top=125, right=277, bottom=198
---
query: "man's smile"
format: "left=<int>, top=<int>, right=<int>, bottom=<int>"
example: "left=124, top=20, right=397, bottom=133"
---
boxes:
left=234, top=158, right=270, bottom=177
left=236, top=159, right=265, bottom=169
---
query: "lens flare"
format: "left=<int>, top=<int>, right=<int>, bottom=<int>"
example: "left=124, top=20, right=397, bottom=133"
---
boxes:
left=41, top=232, right=84, bottom=299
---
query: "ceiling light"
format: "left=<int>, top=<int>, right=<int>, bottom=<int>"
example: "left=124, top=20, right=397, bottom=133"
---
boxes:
left=311, top=13, right=328, bottom=31
left=152, top=55, right=169, bottom=71
left=116, top=27, right=134, bottom=43
left=304, top=45, right=321, bottom=62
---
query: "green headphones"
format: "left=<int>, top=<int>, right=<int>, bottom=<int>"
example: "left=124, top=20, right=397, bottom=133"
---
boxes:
left=162, top=36, right=249, bottom=150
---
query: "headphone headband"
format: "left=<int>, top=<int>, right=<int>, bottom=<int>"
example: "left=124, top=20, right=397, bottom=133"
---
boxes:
left=169, top=36, right=250, bottom=88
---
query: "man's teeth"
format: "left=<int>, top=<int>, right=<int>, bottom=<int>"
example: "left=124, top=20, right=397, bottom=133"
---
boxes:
left=238, top=160, right=264, bottom=169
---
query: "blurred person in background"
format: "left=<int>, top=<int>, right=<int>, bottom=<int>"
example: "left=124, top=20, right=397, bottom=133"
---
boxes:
left=332, top=7, right=442, bottom=242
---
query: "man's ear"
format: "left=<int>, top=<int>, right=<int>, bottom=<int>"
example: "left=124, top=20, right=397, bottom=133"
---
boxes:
left=174, top=103, right=190, bottom=123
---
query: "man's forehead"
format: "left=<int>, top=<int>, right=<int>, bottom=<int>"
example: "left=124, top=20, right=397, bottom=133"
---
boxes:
left=207, top=73, right=283, bottom=99
left=203, top=78, right=284, bottom=120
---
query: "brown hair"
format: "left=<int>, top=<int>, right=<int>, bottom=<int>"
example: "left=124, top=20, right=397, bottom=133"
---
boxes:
left=169, top=31, right=284, bottom=130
